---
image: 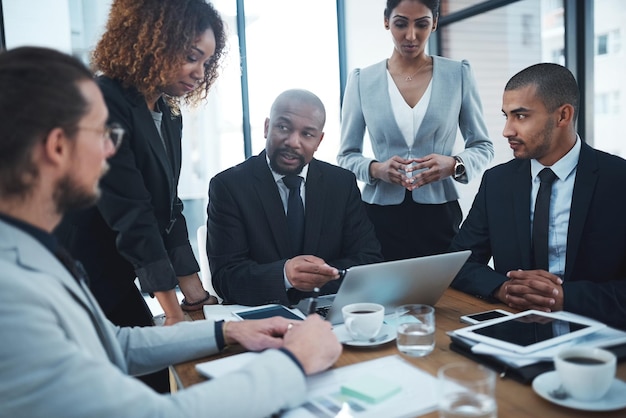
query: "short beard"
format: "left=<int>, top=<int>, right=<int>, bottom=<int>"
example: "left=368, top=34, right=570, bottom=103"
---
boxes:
left=53, top=174, right=100, bottom=215
left=268, top=148, right=305, bottom=176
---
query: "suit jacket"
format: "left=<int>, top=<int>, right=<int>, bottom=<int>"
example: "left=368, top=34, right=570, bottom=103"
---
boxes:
left=56, top=77, right=198, bottom=312
left=207, top=152, right=383, bottom=306
left=450, top=141, right=626, bottom=330
left=0, top=220, right=306, bottom=418
left=338, top=57, right=494, bottom=205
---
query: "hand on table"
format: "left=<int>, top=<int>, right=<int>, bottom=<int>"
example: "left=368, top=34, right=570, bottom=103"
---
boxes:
left=225, top=315, right=342, bottom=375
left=496, top=269, right=564, bottom=312
left=283, top=314, right=342, bottom=375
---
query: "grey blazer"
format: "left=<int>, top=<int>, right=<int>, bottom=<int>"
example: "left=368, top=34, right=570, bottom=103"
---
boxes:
left=338, top=57, right=494, bottom=205
left=0, top=220, right=306, bottom=418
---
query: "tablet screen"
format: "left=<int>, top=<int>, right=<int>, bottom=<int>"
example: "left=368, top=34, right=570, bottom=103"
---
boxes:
left=454, top=310, right=605, bottom=354
left=471, top=313, right=589, bottom=347
left=234, top=305, right=304, bottom=321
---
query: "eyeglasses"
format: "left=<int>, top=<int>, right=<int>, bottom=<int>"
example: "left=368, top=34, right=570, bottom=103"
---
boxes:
left=77, top=122, right=125, bottom=151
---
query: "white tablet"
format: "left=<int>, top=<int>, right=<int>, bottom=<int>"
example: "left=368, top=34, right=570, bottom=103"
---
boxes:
left=454, top=310, right=605, bottom=354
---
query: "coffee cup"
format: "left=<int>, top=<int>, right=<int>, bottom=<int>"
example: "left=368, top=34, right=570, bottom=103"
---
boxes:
left=341, top=303, right=384, bottom=341
left=554, top=347, right=616, bottom=401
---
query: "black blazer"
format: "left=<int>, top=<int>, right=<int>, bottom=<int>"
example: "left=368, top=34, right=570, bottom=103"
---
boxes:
left=56, top=77, right=198, bottom=313
left=207, top=152, right=383, bottom=306
left=450, top=141, right=626, bottom=329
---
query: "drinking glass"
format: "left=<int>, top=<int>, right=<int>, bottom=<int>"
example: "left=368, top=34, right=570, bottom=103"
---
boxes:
left=438, top=362, right=497, bottom=418
left=395, top=304, right=435, bottom=357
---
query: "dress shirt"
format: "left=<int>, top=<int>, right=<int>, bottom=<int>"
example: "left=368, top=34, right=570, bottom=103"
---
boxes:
left=530, top=137, right=580, bottom=277
left=266, top=157, right=310, bottom=289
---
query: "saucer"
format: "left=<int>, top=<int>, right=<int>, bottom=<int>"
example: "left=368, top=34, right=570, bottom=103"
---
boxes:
left=333, top=323, right=396, bottom=347
left=532, top=371, right=626, bottom=411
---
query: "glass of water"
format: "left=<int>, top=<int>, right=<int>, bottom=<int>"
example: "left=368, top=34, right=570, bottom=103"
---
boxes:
left=395, top=304, right=435, bottom=357
left=438, top=362, right=497, bottom=418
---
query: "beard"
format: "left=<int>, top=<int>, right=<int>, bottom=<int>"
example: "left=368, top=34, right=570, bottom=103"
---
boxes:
left=268, top=147, right=305, bottom=175
left=53, top=165, right=108, bottom=215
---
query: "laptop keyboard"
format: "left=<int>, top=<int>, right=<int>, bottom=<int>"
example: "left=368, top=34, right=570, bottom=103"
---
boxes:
left=315, top=305, right=330, bottom=318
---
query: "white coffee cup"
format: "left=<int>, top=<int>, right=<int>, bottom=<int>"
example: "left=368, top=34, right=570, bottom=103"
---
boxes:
left=341, top=303, right=384, bottom=341
left=554, top=347, right=616, bottom=401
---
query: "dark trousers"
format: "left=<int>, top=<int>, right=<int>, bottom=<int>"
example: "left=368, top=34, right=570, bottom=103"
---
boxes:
left=365, top=191, right=462, bottom=262
left=106, top=287, right=171, bottom=394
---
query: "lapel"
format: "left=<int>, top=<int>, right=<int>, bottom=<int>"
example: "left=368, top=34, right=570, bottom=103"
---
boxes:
left=564, top=142, right=599, bottom=281
left=251, top=153, right=292, bottom=257
left=512, top=160, right=533, bottom=268
left=157, top=98, right=182, bottom=181
left=303, top=159, right=324, bottom=253
left=0, top=221, right=126, bottom=369
left=360, top=61, right=406, bottom=146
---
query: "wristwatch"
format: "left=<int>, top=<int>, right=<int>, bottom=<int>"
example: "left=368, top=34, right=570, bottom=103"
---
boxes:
left=453, top=156, right=466, bottom=180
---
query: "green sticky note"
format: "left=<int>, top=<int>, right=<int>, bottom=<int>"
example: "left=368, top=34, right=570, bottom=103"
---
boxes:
left=340, top=375, right=402, bottom=404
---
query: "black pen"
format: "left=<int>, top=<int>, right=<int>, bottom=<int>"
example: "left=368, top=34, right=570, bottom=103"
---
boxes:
left=307, top=287, right=320, bottom=315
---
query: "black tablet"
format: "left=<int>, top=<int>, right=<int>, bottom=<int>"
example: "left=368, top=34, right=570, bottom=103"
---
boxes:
left=454, top=310, right=604, bottom=353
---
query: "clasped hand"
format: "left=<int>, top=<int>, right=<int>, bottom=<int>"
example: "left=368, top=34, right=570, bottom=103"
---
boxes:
left=370, top=154, right=456, bottom=190
left=497, top=269, right=564, bottom=312
left=226, top=315, right=342, bottom=375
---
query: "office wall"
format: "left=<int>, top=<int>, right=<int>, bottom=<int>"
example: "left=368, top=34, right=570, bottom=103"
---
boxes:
left=3, top=0, right=72, bottom=52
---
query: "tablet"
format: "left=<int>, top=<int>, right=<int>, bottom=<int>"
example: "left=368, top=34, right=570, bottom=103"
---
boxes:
left=454, top=310, right=605, bottom=354
left=232, top=304, right=305, bottom=321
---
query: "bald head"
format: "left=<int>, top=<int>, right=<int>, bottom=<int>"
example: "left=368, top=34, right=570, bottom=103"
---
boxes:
left=270, top=89, right=326, bottom=129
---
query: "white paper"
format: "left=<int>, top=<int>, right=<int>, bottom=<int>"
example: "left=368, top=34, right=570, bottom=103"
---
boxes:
left=195, top=354, right=439, bottom=418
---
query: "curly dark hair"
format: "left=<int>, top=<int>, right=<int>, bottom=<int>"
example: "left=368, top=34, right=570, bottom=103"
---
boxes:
left=92, top=0, right=227, bottom=111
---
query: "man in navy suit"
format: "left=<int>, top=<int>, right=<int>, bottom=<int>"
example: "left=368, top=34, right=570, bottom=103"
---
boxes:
left=450, top=63, right=626, bottom=330
left=207, top=89, right=382, bottom=306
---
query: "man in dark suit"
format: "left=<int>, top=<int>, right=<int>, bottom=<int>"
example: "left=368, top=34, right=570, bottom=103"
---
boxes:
left=207, top=89, right=383, bottom=306
left=450, top=63, right=626, bottom=330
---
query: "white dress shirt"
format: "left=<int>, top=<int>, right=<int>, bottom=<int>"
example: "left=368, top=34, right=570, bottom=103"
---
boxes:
left=387, top=71, right=433, bottom=179
left=266, top=157, right=310, bottom=289
left=530, top=137, right=581, bottom=277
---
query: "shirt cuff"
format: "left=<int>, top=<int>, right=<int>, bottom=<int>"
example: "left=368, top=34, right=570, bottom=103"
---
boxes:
left=284, top=261, right=293, bottom=289
left=279, top=347, right=305, bottom=374
left=215, top=320, right=227, bottom=351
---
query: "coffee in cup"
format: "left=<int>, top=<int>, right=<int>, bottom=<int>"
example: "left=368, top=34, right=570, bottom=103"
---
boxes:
left=341, top=303, right=384, bottom=341
left=554, top=347, right=616, bottom=401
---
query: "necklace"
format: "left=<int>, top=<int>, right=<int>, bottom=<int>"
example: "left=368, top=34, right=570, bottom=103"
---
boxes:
left=401, top=58, right=431, bottom=81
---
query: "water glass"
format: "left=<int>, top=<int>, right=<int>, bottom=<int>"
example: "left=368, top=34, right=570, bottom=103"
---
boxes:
left=395, top=304, right=435, bottom=357
left=438, top=362, right=497, bottom=418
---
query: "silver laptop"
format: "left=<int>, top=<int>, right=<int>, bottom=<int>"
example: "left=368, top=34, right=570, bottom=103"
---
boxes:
left=298, top=250, right=471, bottom=325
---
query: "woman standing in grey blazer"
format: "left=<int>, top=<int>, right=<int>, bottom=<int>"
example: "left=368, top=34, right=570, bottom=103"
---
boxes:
left=338, top=0, right=493, bottom=261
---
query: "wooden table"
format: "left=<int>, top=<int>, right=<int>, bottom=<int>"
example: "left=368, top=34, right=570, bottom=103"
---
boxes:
left=171, top=288, right=626, bottom=417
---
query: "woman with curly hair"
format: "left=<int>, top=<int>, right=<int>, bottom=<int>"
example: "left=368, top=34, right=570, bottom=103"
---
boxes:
left=56, top=0, right=226, bottom=390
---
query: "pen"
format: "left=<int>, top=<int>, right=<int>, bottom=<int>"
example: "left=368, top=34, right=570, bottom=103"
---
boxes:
left=307, top=287, right=320, bottom=315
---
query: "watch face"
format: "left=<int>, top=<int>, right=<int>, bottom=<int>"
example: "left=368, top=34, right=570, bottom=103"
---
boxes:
left=454, top=159, right=465, bottom=177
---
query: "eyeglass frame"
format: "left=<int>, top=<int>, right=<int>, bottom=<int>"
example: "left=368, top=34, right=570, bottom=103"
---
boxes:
left=76, top=122, right=125, bottom=151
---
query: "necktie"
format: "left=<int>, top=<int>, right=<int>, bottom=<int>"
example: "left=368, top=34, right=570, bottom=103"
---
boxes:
left=532, top=168, right=558, bottom=271
left=282, top=175, right=304, bottom=255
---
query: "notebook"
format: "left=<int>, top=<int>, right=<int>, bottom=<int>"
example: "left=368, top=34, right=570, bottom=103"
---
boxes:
left=297, top=250, right=471, bottom=325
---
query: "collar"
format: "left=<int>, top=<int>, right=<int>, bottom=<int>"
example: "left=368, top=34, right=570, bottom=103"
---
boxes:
left=0, top=212, right=58, bottom=254
left=265, top=154, right=310, bottom=184
left=531, top=135, right=581, bottom=181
